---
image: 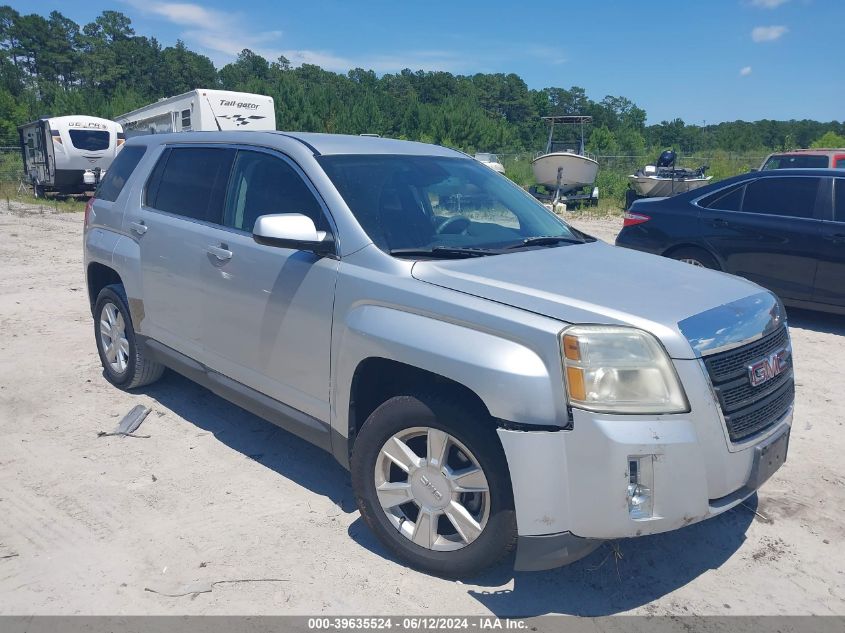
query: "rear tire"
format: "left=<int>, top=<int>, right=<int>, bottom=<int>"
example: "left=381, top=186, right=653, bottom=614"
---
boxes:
left=351, top=392, right=517, bottom=577
left=668, top=247, right=720, bottom=270
left=94, top=284, right=164, bottom=389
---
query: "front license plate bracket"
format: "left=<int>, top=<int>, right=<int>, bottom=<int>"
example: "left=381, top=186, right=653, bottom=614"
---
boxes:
left=746, top=426, right=790, bottom=491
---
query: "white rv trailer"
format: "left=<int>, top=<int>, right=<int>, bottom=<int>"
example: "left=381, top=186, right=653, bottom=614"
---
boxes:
left=18, top=115, right=124, bottom=197
left=115, top=89, right=276, bottom=137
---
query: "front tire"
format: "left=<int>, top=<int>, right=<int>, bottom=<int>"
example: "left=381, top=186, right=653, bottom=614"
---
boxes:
left=93, top=284, right=164, bottom=389
left=351, top=392, right=516, bottom=577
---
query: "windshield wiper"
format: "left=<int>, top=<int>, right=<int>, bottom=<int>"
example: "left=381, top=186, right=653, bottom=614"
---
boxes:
left=388, top=246, right=497, bottom=259
left=506, top=235, right=585, bottom=249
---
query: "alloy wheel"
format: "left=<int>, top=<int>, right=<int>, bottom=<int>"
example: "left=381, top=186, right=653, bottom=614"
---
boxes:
left=374, top=426, right=490, bottom=551
left=99, top=302, right=129, bottom=374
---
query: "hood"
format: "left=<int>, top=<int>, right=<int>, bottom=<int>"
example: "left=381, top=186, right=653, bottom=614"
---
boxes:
left=411, top=241, right=771, bottom=359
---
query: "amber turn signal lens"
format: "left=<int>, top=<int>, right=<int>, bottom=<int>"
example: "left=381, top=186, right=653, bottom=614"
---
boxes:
left=563, top=334, right=581, bottom=361
left=566, top=366, right=586, bottom=401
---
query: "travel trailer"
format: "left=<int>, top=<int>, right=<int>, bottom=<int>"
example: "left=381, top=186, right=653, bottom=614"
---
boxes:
left=116, top=89, right=276, bottom=137
left=19, top=115, right=124, bottom=197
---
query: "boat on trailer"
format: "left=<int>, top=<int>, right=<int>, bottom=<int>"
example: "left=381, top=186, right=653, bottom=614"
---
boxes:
left=530, top=115, right=599, bottom=207
left=628, top=150, right=711, bottom=203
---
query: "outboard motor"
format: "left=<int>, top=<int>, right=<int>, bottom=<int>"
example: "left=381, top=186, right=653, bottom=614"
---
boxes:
left=656, top=149, right=676, bottom=168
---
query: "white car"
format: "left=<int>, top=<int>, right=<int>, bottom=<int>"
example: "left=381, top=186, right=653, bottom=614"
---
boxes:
left=474, top=152, right=506, bottom=175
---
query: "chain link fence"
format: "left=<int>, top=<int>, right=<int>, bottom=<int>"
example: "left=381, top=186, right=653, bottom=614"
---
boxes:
left=0, top=139, right=26, bottom=196
left=1, top=134, right=767, bottom=208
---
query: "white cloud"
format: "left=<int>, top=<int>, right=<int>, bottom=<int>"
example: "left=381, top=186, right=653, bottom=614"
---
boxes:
left=750, top=0, right=789, bottom=8
left=525, top=46, right=567, bottom=65
left=740, top=66, right=753, bottom=76
left=751, top=25, right=788, bottom=42
left=125, top=0, right=472, bottom=73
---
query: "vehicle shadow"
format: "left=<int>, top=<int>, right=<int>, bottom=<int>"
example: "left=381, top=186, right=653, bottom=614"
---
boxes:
left=139, top=371, right=357, bottom=514
left=348, top=497, right=756, bottom=616
left=786, top=307, right=845, bottom=336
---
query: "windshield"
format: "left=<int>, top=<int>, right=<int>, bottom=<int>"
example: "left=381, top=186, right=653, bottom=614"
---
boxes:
left=762, top=154, right=829, bottom=170
left=318, top=154, right=579, bottom=255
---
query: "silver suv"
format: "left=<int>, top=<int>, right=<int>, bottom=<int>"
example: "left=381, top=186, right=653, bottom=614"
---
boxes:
left=84, top=132, right=794, bottom=576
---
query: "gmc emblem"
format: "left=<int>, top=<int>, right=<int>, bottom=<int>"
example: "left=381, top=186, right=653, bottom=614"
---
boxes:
left=748, top=348, right=790, bottom=387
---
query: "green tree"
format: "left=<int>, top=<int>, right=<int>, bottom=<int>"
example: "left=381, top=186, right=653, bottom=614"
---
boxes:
left=810, top=130, right=845, bottom=148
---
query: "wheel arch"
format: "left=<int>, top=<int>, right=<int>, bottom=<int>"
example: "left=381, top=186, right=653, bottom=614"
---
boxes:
left=332, top=305, right=564, bottom=467
left=86, top=262, right=123, bottom=314
left=662, top=242, right=724, bottom=269
left=346, top=357, right=492, bottom=460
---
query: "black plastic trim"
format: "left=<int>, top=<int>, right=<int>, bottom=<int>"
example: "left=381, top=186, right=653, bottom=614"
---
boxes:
left=515, top=532, right=602, bottom=571
left=271, top=132, right=321, bottom=156
left=496, top=419, right=567, bottom=432
left=140, top=337, right=332, bottom=452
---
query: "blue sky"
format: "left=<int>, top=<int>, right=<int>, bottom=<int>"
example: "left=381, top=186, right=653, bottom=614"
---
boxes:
left=14, top=0, right=843, bottom=124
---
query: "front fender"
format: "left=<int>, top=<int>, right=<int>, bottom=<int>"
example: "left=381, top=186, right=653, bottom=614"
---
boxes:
left=333, top=304, right=561, bottom=435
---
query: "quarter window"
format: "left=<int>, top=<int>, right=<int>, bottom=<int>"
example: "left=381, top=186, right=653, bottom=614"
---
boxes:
left=96, top=145, right=146, bottom=202
left=145, top=147, right=235, bottom=224
left=836, top=158, right=845, bottom=169
left=224, top=150, right=326, bottom=233
left=741, top=177, right=820, bottom=219
left=700, top=185, right=744, bottom=211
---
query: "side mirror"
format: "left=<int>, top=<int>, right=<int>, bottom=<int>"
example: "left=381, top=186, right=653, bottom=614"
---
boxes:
left=253, top=213, right=335, bottom=256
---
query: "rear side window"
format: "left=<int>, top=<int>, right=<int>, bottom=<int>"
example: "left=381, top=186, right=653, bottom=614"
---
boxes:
left=700, top=184, right=744, bottom=211
left=145, top=147, right=235, bottom=224
left=95, top=145, right=146, bottom=202
left=836, top=157, right=845, bottom=169
left=762, top=154, right=829, bottom=170
left=742, top=177, right=820, bottom=219
left=68, top=129, right=110, bottom=151
left=835, top=179, right=845, bottom=222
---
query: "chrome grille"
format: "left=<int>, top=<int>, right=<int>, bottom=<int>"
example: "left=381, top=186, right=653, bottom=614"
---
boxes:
left=703, top=326, right=793, bottom=442
left=704, top=327, right=790, bottom=383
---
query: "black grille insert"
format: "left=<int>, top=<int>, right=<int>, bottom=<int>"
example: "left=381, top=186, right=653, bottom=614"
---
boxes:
left=703, top=326, right=793, bottom=442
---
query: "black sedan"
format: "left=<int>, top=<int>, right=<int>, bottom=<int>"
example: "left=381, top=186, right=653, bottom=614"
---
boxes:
left=615, top=168, right=845, bottom=315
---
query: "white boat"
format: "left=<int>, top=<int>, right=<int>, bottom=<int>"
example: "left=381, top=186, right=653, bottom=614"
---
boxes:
left=628, top=150, right=711, bottom=199
left=532, top=151, right=598, bottom=191
left=474, top=152, right=506, bottom=174
left=531, top=115, right=598, bottom=194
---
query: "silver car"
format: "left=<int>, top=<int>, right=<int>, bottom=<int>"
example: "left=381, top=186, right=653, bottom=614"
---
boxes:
left=84, top=132, right=793, bottom=576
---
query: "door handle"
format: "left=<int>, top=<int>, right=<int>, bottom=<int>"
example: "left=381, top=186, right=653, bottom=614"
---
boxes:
left=710, top=218, right=729, bottom=227
left=206, top=244, right=233, bottom=261
left=129, top=221, right=147, bottom=235
left=824, top=233, right=845, bottom=244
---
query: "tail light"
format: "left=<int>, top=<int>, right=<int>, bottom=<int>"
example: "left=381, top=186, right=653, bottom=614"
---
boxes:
left=623, top=211, right=651, bottom=227
left=84, top=197, right=95, bottom=228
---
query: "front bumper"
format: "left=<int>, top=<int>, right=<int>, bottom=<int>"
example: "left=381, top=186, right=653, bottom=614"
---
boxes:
left=514, top=533, right=601, bottom=572
left=497, top=358, right=792, bottom=570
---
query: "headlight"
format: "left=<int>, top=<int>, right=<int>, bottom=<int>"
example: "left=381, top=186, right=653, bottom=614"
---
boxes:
left=561, top=325, right=689, bottom=414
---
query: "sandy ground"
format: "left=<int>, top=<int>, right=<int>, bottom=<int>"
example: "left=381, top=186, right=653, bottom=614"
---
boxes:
left=1, top=204, right=843, bottom=616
